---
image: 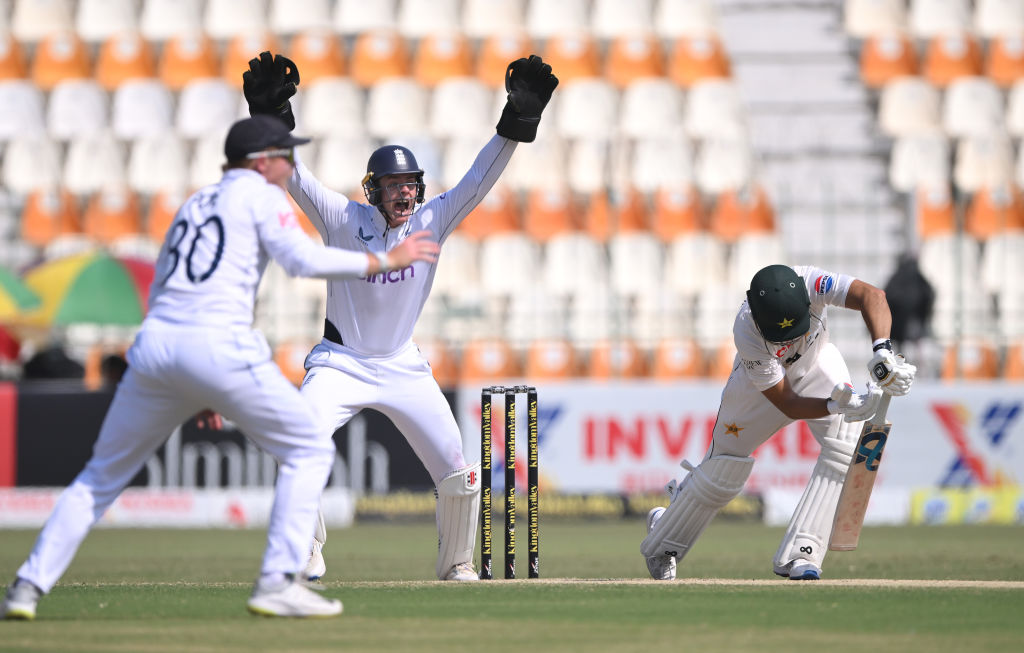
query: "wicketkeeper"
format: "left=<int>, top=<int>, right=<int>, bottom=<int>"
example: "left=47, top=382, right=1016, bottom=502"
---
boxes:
left=642, top=264, right=917, bottom=580
left=241, top=51, right=558, bottom=581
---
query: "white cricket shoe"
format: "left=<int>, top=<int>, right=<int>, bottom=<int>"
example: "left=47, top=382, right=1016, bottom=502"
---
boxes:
left=247, top=576, right=342, bottom=618
left=644, top=507, right=677, bottom=581
left=787, top=561, right=821, bottom=581
left=443, top=562, right=480, bottom=581
left=2, top=579, right=41, bottom=620
left=302, top=540, right=326, bottom=582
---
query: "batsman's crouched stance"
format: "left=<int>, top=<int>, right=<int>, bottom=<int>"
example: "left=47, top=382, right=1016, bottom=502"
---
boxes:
left=642, top=264, right=917, bottom=581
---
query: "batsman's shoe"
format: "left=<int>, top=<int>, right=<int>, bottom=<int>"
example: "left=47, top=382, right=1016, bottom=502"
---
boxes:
left=3, top=579, right=42, bottom=620
left=303, top=540, right=326, bottom=582
left=787, top=561, right=821, bottom=581
left=247, top=576, right=342, bottom=618
left=645, top=507, right=677, bottom=581
left=443, top=562, right=479, bottom=581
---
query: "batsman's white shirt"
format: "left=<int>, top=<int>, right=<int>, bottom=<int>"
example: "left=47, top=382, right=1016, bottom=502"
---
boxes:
left=16, top=169, right=374, bottom=593
left=288, top=135, right=517, bottom=482
left=710, top=265, right=857, bottom=458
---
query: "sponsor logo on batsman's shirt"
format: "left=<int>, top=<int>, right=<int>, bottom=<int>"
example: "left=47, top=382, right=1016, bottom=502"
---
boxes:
left=814, top=275, right=833, bottom=294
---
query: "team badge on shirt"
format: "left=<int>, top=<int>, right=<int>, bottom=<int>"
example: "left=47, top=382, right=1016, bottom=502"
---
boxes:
left=814, top=275, right=833, bottom=294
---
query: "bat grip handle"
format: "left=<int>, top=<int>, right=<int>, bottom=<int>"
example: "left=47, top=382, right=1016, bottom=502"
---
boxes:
left=870, top=393, right=892, bottom=425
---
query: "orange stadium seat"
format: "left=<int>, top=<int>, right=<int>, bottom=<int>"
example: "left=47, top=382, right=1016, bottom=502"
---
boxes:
left=586, top=339, right=648, bottom=379
left=859, top=34, right=919, bottom=88
left=414, top=339, right=459, bottom=387
left=146, top=188, right=187, bottom=242
left=522, top=187, right=577, bottom=242
left=667, top=36, right=731, bottom=87
left=651, top=188, right=703, bottom=242
left=941, top=341, right=1000, bottom=380
left=915, top=186, right=956, bottom=238
left=82, top=187, right=142, bottom=243
left=651, top=338, right=703, bottom=379
left=476, top=33, right=534, bottom=89
left=274, top=342, right=313, bottom=386
left=350, top=30, right=410, bottom=88
left=709, top=186, right=775, bottom=243
left=95, top=32, right=156, bottom=90
left=21, top=188, right=82, bottom=247
left=0, top=33, right=28, bottom=80
left=923, top=34, right=982, bottom=88
left=579, top=189, right=649, bottom=239
left=541, top=34, right=601, bottom=84
left=524, top=338, right=579, bottom=379
left=1004, top=341, right=1024, bottom=380
left=159, top=34, right=219, bottom=91
left=581, top=190, right=613, bottom=242
left=459, top=338, right=522, bottom=381
left=223, top=33, right=282, bottom=88
left=966, top=185, right=1024, bottom=241
left=289, top=30, right=347, bottom=84
left=413, top=32, right=474, bottom=88
left=30, top=31, right=92, bottom=90
left=984, top=36, right=1024, bottom=88
left=705, top=338, right=737, bottom=379
left=457, top=184, right=521, bottom=240
left=605, top=34, right=665, bottom=89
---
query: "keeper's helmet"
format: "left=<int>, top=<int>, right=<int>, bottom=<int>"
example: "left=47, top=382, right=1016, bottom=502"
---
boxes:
left=746, top=264, right=811, bottom=344
left=361, top=145, right=425, bottom=206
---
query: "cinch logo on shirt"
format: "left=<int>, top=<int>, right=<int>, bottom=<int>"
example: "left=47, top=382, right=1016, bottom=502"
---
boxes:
left=362, top=265, right=415, bottom=284
left=814, top=275, right=833, bottom=294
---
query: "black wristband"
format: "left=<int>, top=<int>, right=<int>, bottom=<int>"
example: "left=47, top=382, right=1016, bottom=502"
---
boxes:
left=872, top=339, right=893, bottom=352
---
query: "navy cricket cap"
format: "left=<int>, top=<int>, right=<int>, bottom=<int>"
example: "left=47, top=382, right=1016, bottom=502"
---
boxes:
left=746, top=264, right=811, bottom=343
left=224, top=115, right=310, bottom=161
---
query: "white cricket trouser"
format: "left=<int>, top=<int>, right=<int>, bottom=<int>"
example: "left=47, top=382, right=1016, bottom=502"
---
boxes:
left=709, top=343, right=851, bottom=457
left=17, top=323, right=335, bottom=593
left=300, top=340, right=467, bottom=484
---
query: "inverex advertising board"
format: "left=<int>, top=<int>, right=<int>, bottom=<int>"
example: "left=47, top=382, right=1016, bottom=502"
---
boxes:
left=456, top=382, right=1024, bottom=495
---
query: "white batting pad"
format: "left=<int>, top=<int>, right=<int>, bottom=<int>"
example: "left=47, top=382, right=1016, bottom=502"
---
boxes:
left=773, top=419, right=858, bottom=570
left=640, top=454, right=754, bottom=561
left=435, top=462, right=481, bottom=579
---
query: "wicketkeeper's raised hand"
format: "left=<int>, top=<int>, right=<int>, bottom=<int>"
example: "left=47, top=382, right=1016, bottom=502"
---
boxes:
left=496, top=54, right=559, bottom=143
left=243, top=51, right=300, bottom=131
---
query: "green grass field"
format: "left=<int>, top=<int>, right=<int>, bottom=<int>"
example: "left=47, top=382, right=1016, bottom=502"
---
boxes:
left=1, top=521, right=1022, bottom=653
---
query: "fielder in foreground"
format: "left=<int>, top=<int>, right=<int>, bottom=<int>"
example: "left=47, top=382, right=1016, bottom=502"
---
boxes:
left=241, top=52, right=557, bottom=582
left=641, top=264, right=917, bottom=581
left=1, top=116, right=439, bottom=620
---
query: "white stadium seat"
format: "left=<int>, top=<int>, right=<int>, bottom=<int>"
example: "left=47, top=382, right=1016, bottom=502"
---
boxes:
left=47, top=79, right=108, bottom=142
left=139, top=0, right=202, bottom=41
left=111, top=78, right=175, bottom=141
left=75, top=0, right=138, bottom=43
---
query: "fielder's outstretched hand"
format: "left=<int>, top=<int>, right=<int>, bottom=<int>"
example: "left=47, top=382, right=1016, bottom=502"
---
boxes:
left=382, top=231, right=440, bottom=271
left=496, top=54, right=559, bottom=143
left=243, top=51, right=300, bottom=130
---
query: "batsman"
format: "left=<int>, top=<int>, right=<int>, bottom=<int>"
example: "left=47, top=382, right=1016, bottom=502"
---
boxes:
left=642, top=264, right=917, bottom=580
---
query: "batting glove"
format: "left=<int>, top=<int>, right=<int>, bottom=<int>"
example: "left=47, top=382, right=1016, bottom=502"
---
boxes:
left=496, top=54, right=559, bottom=143
left=827, top=382, right=883, bottom=423
left=242, top=51, right=300, bottom=130
left=868, top=347, right=916, bottom=396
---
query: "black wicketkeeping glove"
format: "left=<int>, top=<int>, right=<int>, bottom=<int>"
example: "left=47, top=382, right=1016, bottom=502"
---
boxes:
left=242, top=51, right=300, bottom=131
left=496, top=54, right=559, bottom=143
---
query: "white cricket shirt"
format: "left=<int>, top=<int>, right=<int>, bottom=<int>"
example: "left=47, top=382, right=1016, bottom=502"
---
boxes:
left=733, top=264, right=855, bottom=391
left=147, top=168, right=371, bottom=327
left=289, top=135, right=518, bottom=356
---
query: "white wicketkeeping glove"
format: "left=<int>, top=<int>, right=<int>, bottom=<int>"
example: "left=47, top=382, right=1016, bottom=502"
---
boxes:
left=868, top=349, right=916, bottom=396
left=827, top=382, right=883, bottom=422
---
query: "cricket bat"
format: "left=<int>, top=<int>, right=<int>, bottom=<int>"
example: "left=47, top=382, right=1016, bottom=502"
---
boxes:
left=829, top=393, right=893, bottom=551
